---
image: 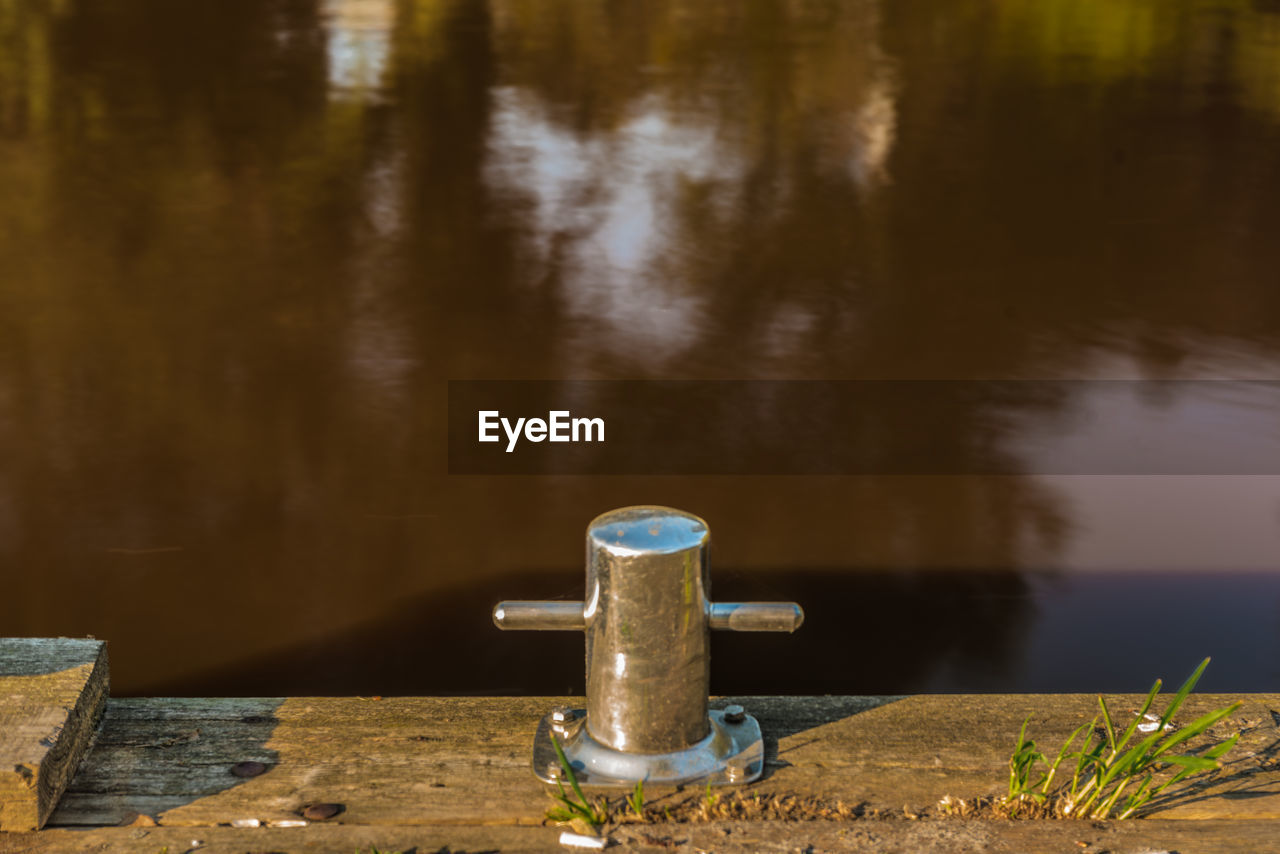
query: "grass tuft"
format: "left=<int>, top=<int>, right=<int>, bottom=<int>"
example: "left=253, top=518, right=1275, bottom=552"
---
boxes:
left=544, top=732, right=610, bottom=829
left=981, top=657, right=1240, bottom=819
left=626, top=780, right=645, bottom=817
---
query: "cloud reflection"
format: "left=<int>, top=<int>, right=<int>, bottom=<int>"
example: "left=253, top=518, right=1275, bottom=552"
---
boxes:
left=486, top=88, right=742, bottom=359
left=323, top=0, right=393, bottom=99
left=483, top=0, right=898, bottom=366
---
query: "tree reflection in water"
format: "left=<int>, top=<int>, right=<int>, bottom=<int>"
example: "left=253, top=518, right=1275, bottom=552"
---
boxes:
left=1, top=0, right=1278, bottom=693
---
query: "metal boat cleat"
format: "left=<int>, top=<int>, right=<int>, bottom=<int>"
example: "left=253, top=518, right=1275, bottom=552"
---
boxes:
left=493, top=506, right=803, bottom=786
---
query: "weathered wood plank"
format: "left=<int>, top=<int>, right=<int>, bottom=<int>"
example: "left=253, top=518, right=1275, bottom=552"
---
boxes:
left=0, top=639, right=108, bottom=831
left=37, top=692, right=1280, bottom=830
left=9, top=818, right=1280, bottom=854
left=0, top=629, right=1275, bottom=847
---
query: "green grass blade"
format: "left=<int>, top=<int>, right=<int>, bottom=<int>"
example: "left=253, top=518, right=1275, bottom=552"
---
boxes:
left=1095, top=769, right=1139, bottom=819
left=628, top=779, right=645, bottom=815
left=1158, top=657, right=1211, bottom=729
left=1009, top=717, right=1037, bottom=798
left=1039, top=721, right=1093, bottom=797
left=1150, top=702, right=1241, bottom=760
left=546, top=804, right=579, bottom=823
left=1160, top=755, right=1220, bottom=772
left=1065, top=728, right=1107, bottom=811
left=1011, top=716, right=1032, bottom=760
left=1116, top=774, right=1154, bottom=819
left=1008, top=659, right=1236, bottom=821
left=550, top=733, right=592, bottom=814
left=1094, top=730, right=1165, bottom=799
left=1204, top=732, right=1241, bottom=760
left=1068, top=722, right=1102, bottom=789
left=1099, top=695, right=1118, bottom=754
left=552, top=790, right=593, bottom=820
left=1114, top=679, right=1162, bottom=755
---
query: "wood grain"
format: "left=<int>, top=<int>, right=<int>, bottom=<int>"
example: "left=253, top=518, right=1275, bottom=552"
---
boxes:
left=0, top=639, right=109, bottom=831
left=38, top=692, right=1280, bottom=829
left=4, top=638, right=1280, bottom=850
left=10, top=818, right=1280, bottom=853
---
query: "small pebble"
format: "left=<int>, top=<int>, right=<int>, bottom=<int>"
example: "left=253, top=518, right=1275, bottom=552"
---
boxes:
left=230, top=761, right=268, bottom=778
left=301, top=802, right=343, bottom=821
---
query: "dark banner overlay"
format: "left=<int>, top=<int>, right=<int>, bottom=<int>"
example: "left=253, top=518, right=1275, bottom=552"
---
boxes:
left=447, top=381, right=1280, bottom=475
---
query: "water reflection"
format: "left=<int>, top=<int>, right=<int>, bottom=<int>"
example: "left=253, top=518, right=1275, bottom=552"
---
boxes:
left=0, top=0, right=1279, bottom=694
left=323, top=0, right=394, bottom=97
left=486, top=89, right=731, bottom=357
left=484, top=0, right=897, bottom=365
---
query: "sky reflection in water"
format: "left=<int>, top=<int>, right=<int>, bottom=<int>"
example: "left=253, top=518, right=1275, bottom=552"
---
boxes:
left=0, top=0, right=1278, bottom=693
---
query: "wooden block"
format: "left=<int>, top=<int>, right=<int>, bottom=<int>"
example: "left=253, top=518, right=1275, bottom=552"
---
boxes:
left=0, top=638, right=109, bottom=831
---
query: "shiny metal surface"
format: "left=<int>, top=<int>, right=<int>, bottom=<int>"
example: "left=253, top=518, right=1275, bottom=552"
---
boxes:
left=708, top=602, right=805, bottom=632
left=532, top=707, right=764, bottom=787
left=494, top=505, right=801, bottom=785
left=493, top=600, right=800, bottom=634
left=584, top=506, right=713, bottom=753
left=492, top=601, right=585, bottom=631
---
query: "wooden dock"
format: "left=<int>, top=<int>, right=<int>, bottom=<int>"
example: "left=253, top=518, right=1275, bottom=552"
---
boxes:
left=3, top=639, right=1280, bottom=852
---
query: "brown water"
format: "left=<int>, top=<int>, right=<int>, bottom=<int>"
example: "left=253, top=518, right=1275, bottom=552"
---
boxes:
left=2, top=0, right=1280, bottom=695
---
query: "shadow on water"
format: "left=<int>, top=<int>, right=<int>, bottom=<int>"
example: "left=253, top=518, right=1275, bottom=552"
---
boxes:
left=135, top=567, right=1280, bottom=697
left=136, top=567, right=1039, bottom=697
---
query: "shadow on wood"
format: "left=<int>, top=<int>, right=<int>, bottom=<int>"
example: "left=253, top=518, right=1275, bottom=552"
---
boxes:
left=52, top=699, right=283, bottom=828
